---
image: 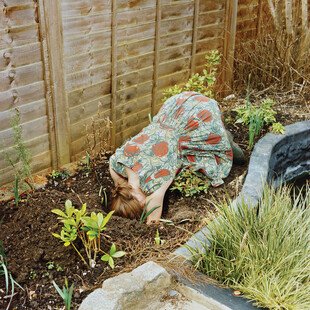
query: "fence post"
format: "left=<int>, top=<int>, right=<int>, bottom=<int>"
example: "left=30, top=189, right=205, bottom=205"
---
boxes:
left=151, top=0, right=162, bottom=116
left=190, top=0, right=200, bottom=75
left=37, top=0, right=71, bottom=167
left=222, top=0, right=238, bottom=94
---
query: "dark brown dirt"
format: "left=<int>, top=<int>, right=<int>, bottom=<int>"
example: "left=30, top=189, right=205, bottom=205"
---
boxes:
left=0, top=97, right=307, bottom=309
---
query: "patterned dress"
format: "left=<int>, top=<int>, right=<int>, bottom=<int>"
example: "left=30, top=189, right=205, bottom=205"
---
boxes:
left=109, top=92, right=233, bottom=195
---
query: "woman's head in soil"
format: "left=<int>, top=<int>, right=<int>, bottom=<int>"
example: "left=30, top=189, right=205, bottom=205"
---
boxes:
left=110, top=182, right=144, bottom=219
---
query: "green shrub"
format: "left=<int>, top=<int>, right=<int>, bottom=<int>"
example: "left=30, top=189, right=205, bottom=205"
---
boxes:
left=234, top=98, right=283, bottom=148
left=171, top=168, right=210, bottom=197
left=162, top=50, right=221, bottom=102
left=190, top=185, right=310, bottom=309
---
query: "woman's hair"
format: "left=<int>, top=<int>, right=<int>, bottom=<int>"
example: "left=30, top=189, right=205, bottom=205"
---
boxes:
left=110, top=182, right=143, bottom=219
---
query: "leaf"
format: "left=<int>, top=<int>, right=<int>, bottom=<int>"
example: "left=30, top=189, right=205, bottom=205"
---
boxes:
left=112, top=251, right=126, bottom=258
left=64, top=242, right=71, bottom=247
left=51, top=209, right=67, bottom=218
left=52, top=233, right=61, bottom=239
left=108, top=257, right=115, bottom=269
left=110, top=243, right=116, bottom=255
left=101, top=211, right=114, bottom=228
left=101, top=254, right=110, bottom=262
left=53, top=280, right=66, bottom=299
left=65, top=200, right=72, bottom=209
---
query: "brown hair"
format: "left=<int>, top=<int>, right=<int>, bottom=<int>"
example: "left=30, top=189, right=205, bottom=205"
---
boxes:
left=110, top=182, right=143, bottom=219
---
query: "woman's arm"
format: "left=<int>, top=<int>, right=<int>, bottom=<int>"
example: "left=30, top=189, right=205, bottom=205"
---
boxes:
left=145, top=178, right=173, bottom=225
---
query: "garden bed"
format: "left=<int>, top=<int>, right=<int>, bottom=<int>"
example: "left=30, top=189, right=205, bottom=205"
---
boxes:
left=0, top=96, right=307, bottom=309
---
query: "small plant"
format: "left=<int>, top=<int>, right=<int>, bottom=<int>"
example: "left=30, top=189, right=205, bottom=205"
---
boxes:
left=171, top=168, right=210, bottom=197
left=101, top=243, right=126, bottom=269
left=139, top=203, right=161, bottom=224
left=50, top=170, right=70, bottom=180
left=52, top=278, right=74, bottom=310
left=162, top=50, right=221, bottom=102
left=52, top=200, right=114, bottom=268
left=234, top=97, right=282, bottom=148
left=99, top=186, right=108, bottom=209
left=154, top=229, right=164, bottom=246
left=46, top=261, right=63, bottom=272
left=271, top=122, right=285, bottom=134
left=4, top=109, right=33, bottom=206
left=1, top=241, right=23, bottom=310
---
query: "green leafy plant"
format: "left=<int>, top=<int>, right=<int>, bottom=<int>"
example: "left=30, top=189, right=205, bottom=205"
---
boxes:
left=234, top=97, right=282, bottom=148
left=50, top=170, right=70, bottom=180
left=101, top=243, right=126, bottom=269
left=46, top=261, right=63, bottom=272
left=52, top=200, right=114, bottom=267
left=272, top=122, right=285, bottom=134
left=52, top=278, right=74, bottom=310
left=162, top=50, right=221, bottom=102
left=190, top=185, right=310, bottom=309
left=1, top=241, right=23, bottom=310
left=99, top=186, right=108, bottom=209
left=171, top=168, right=210, bottom=197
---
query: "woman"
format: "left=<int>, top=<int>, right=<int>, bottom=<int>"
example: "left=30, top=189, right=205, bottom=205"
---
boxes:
left=109, top=92, right=242, bottom=224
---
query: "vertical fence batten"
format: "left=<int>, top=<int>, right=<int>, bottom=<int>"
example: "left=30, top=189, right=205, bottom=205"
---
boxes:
left=222, top=0, right=238, bottom=93
left=39, top=0, right=71, bottom=166
left=36, top=0, right=57, bottom=169
left=190, top=0, right=200, bottom=75
left=110, top=0, right=117, bottom=149
left=151, top=0, right=162, bottom=117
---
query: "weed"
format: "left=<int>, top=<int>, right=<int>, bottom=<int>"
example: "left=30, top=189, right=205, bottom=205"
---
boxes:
left=52, top=200, right=116, bottom=268
left=46, top=261, right=63, bottom=272
left=154, top=229, right=164, bottom=246
left=1, top=241, right=23, bottom=310
left=271, top=122, right=285, bottom=134
left=98, top=186, right=108, bottom=209
left=101, top=243, right=126, bottom=269
left=190, top=185, right=310, bottom=309
left=50, top=170, right=70, bottom=180
left=234, top=97, right=282, bottom=148
left=139, top=203, right=161, bottom=224
left=171, top=168, right=210, bottom=197
left=52, top=278, right=74, bottom=310
left=162, top=50, right=221, bottom=102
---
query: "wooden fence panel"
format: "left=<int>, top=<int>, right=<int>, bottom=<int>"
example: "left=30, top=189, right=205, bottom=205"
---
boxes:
left=4, top=0, right=298, bottom=186
left=0, top=1, right=52, bottom=186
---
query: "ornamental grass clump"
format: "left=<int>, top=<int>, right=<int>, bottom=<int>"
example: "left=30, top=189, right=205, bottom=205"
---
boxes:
left=190, top=185, right=310, bottom=310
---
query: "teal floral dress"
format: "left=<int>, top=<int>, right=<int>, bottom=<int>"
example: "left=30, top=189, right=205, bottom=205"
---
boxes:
left=110, top=92, right=233, bottom=195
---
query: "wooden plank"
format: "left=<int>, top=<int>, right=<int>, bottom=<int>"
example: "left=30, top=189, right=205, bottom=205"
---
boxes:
left=195, top=36, right=223, bottom=54
left=0, top=116, right=49, bottom=149
left=69, top=95, right=111, bottom=125
left=197, top=24, right=225, bottom=41
left=161, top=2, right=194, bottom=20
left=117, top=52, right=154, bottom=75
left=158, top=56, right=191, bottom=77
left=0, top=62, right=43, bottom=92
left=198, top=10, right=226, bottom=27
left=159, top=43, right=192, bottom=62
left=0, top=81, right=45, bottom=112
left=199, top=0, right=226, bottom=13
left=161, top=15, right=193, bottom=34
left=0, top=43, right=41, bottom=72
left=117, top=22, right=155, bottom=44
left=0, top=24, right=39, bottom=51
left=0, top=99, right=46, bottom=132
left=190, top=0, right=199, bottom=75
left=117, top=38, right=155, bottom=59
left=62, top=13, right=112, bottom=36
left=1, top=4, right=35, bottom=27
left=1, top=1, right=33, bottom=7
left=63, top=30, right=111, bottom=57
left=117, top=66, right=154, bottom=90
left=151, top=0, right=161, bottom=116
left=61, top=0, right=112, bottom=18
left=157, top=69, right=190, bottom=89
left=0, top=134, right=50, bottom=170
left=160, top=30, right=193, bottom=49
left=222, top=0, right=238, bottom=94
left=117, top=7, right=156, bottom=27
left=64, top=47, right=111, bottom=74
left=66, top=63, right=111, bottom=92
left=116, top=0, right=155, bottom=11
left=67, top=79, right=111, bottom=108
left=38, top=0, right=71, bottom=166
left=0, top=151, right=51, bottom=186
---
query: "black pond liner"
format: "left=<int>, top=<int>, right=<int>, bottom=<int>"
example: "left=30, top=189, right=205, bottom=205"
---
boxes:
left=174, top=120, right=310, bottom=310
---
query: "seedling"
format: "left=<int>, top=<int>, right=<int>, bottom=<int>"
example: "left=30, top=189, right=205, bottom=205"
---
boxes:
left=99, top=186, right=108, bottom=209
left=52, top=200, right=115, bottom=267
left=50, top=170, right=70, bottom=180
left=52, top=278, right=74, bottom=310
left=101, top=243, right=126, bottom=269
left=272, top=122, right=285, bottom=134
left=139, top=203, right=161, bottom=224
left=154, top=229, right=164, bottom=246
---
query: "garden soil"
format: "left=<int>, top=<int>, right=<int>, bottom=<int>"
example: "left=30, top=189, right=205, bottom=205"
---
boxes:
left=0, top=97, right=307, bottom=309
